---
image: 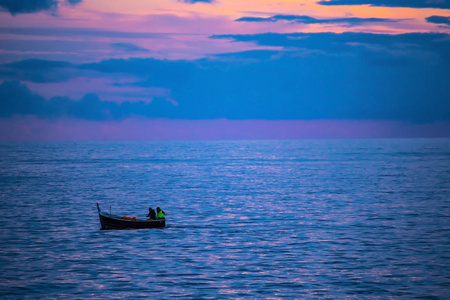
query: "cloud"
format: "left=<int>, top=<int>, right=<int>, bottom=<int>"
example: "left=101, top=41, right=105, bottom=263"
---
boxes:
left=0, top=0, right=82, bottom=15
left=111, top=43, right=149, bottom=52
left=183, top=0, right=214, bottom=3
left=0, top=58, right=194, bottom=86
left=426, top=15, right=450, bottom=26
left=0, top=80, right=46, bottom=117
left=317, top=0, right=450, bottom=9
left=0, top=0, right=58, bottom=14
left=3, top=59, right=73, bottom=70
left=0, top=81, right=177, bottom=120
left=78, top=58, right=194, bottom=87
left=211, top=32, right=450, bottom=64
left=75, top=33, right=450, bottom=122
left=0, top=59, right=76, bottom=83
left=0, top=28, right=170, bottom=63
left=1, top=32, right=449, bottom=123
left=0, top=27, right=168, bottom=39
left=235, top=14, right=395, bottom=26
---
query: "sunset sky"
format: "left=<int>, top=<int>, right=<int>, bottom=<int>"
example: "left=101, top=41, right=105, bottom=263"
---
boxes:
left=0, top=0, right=449, bottom=140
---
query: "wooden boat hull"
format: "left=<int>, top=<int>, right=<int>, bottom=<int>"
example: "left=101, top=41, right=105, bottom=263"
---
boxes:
left=97, top=203, right=165, bottom=229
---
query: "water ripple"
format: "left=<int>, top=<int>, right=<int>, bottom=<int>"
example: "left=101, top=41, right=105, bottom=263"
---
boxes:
left=0, top=139, right=449, bottom=298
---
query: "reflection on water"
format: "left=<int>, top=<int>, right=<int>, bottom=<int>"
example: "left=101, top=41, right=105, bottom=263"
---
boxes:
left=0, top=139, right=449, bottom=298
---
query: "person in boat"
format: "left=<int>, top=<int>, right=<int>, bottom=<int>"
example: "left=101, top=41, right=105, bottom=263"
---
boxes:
left=146, top=207, right=156, bottom=220
left=156, top=207, right=165, bottom=219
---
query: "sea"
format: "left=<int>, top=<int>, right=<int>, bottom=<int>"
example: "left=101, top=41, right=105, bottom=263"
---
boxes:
left=0, top=139, right=449, bottom=299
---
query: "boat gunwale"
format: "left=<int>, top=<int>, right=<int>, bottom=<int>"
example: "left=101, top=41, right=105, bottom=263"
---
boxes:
left=99, top=211, right=165, bottom=223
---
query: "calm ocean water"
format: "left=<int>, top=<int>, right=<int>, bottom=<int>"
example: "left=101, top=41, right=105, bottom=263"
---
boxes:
left=0, top=139, right=449, bottom=299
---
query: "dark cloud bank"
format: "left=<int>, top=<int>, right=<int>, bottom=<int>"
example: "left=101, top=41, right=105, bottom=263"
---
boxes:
left=0, top=32, right=449, bottom=123
left=317, top=0, right=450, bottom=9
left=426, top=15, right=450, bottom=26
left=236, top=15, right=395, bottom=26
left=0, top=81, right=175, bottom=120
left=0, top=0, right=82, bottom=15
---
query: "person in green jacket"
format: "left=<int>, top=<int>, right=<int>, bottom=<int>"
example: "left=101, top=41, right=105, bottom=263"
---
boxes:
left=156, top=207, right=165, bottom=219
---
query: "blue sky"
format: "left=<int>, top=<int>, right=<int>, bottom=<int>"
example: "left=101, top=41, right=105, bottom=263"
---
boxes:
left=0, top=0, right=449, bottom=140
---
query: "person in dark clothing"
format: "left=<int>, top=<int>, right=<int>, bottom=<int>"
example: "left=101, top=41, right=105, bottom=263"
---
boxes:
left=146, top=207, right=156, bottom=220
left=156, top=207, right=165, bottom=219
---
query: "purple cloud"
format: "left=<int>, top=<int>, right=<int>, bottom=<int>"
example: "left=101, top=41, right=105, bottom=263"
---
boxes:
left=0, top=27, right=167, bottom=39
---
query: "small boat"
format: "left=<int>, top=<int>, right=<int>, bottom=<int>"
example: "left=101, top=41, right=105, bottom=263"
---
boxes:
left=97, top=203, right=165, bottom=229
